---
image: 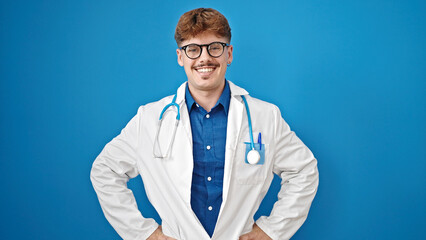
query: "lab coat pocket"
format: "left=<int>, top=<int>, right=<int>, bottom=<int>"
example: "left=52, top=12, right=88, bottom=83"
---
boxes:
left=235, top=142, right=269, bottom=185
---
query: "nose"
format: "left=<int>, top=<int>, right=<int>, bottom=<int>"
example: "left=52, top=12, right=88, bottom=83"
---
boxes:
left=198, top=46, right=212, bottom=62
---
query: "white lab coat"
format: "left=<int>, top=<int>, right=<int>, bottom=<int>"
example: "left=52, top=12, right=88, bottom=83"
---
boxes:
left=90, top=81, right=319, bottom=240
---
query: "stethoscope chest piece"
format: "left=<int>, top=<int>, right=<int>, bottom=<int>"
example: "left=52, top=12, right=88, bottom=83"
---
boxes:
left=247, top=149, right=260, bottom=165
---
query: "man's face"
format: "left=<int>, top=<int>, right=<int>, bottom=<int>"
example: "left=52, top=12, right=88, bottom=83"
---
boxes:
left=177, top=32, right=233, bottom=93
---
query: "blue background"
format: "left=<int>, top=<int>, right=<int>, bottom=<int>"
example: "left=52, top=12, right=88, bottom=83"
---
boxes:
left=1, top=0, right=425, bottom=239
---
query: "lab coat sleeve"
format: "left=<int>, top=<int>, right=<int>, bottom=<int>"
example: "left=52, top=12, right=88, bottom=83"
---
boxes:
left=90, top=106, right=159, bottom=240
left=255, top=106, right=319, bottom=240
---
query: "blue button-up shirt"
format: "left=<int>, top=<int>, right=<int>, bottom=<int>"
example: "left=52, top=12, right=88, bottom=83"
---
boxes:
left=185, top=81, right=230, bottom=237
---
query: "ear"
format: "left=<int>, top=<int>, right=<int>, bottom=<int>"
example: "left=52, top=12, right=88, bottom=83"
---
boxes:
left=176, top=49, right=184, bottom=66
left=227, top=45, right=233, bottom=65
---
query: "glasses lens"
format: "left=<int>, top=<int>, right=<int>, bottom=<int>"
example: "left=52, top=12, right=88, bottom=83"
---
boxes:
left=208, top=42, right=224, bottom=57
left=186, top=44, right=201, bottom=59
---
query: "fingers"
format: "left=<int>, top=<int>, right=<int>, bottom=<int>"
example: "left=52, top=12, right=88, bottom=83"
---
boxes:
left=159, top=235, right=176, bottom=240
left=239, top=233, right=250, bottom=240
left=147, top=226, right=177, bottom=240
left=146, top=226, right=168, bottom=240
left=239, top=224, right=272, bottom=240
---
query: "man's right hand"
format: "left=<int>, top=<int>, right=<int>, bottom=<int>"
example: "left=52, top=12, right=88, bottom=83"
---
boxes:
left=147, top=226, right=177, bottom=240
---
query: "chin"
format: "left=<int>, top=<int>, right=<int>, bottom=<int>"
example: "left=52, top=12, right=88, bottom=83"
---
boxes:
left=191, top=78, right=221, bottom=90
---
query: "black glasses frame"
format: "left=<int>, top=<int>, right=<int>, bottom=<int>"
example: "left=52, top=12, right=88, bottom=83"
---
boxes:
left=179, top=42, right=230, bottom=59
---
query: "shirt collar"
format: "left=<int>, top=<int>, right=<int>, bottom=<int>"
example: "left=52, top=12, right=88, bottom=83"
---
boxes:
left=185, top=80, right=231, bottom=115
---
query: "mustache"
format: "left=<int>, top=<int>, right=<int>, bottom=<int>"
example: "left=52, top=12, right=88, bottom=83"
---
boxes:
left=193, top=63, right=219, bottom=68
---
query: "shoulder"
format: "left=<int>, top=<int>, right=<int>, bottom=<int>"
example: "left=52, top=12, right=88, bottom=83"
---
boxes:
left=229, top=80, right=280, bottom=114
left=245, top=95, right=277, bottom=109
left=244, top=95, right=281, bottom=117
left=229, top=80, right=283, bottom=121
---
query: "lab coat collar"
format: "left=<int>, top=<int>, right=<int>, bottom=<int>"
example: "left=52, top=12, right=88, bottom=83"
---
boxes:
left=174, top=80, right=248, bottom=104
left=185, top=80, right=231, bottom=116
left=228, top=80, right=249, bottom=97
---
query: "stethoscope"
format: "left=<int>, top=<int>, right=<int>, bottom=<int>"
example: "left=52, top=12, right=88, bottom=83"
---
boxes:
left=153, top=92, right=260, bottom=165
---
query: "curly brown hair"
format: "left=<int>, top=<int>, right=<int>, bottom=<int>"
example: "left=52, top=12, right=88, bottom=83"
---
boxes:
left=174, top=8, right=231, bottom=47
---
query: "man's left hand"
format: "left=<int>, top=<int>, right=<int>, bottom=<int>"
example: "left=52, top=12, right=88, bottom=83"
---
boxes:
left=239, top=223, right=272, bottom=240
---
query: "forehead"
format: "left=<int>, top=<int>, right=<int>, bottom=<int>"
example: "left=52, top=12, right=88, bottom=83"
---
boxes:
left=181, top=32, right=228, bottom=46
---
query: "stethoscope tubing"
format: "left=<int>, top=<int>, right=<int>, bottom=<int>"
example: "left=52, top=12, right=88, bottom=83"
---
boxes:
left=159, top=94, right=180, bottom=120
left=241, top=95, right=255, bottom=150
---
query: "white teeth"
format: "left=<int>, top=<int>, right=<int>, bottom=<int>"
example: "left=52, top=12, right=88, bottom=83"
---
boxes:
left=197, top=68, right=214, bottom=73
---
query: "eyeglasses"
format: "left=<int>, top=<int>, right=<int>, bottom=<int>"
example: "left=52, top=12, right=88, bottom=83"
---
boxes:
left=179, top=42, right=229, bottom=59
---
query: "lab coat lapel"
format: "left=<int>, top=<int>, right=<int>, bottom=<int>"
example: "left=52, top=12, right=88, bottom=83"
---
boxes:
left=175, top=82, right=193, bottom=149
left=157, top=82, right=194, bottom=206
left=219, top=81, right=249, bottom=217
left=173, top=83, right=212, bottom=238
left=170, top=82, right=193, bottom=204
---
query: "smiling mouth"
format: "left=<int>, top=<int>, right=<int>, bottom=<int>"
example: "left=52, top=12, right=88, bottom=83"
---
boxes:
left=196, top=67, right=215, bottom=73
left=194, top=64, right=218, bottom=75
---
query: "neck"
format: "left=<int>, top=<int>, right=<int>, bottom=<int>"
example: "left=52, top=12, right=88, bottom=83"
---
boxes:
left=188, top=81, right=225, bottom=112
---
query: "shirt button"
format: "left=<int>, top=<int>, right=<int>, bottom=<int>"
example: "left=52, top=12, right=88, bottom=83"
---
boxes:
left=207, top=176, right=212, bottom=181
left=206, top=114, right=210, bottom=118
left=208, top=206, right=213, bottom=211
left=206, top=145, right=211, bottom=150
left=196, top=104, right=199, bottom=107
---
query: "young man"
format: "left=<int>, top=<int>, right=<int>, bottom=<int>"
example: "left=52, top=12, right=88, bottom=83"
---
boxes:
left=91, top=8, right=319, bottom=240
